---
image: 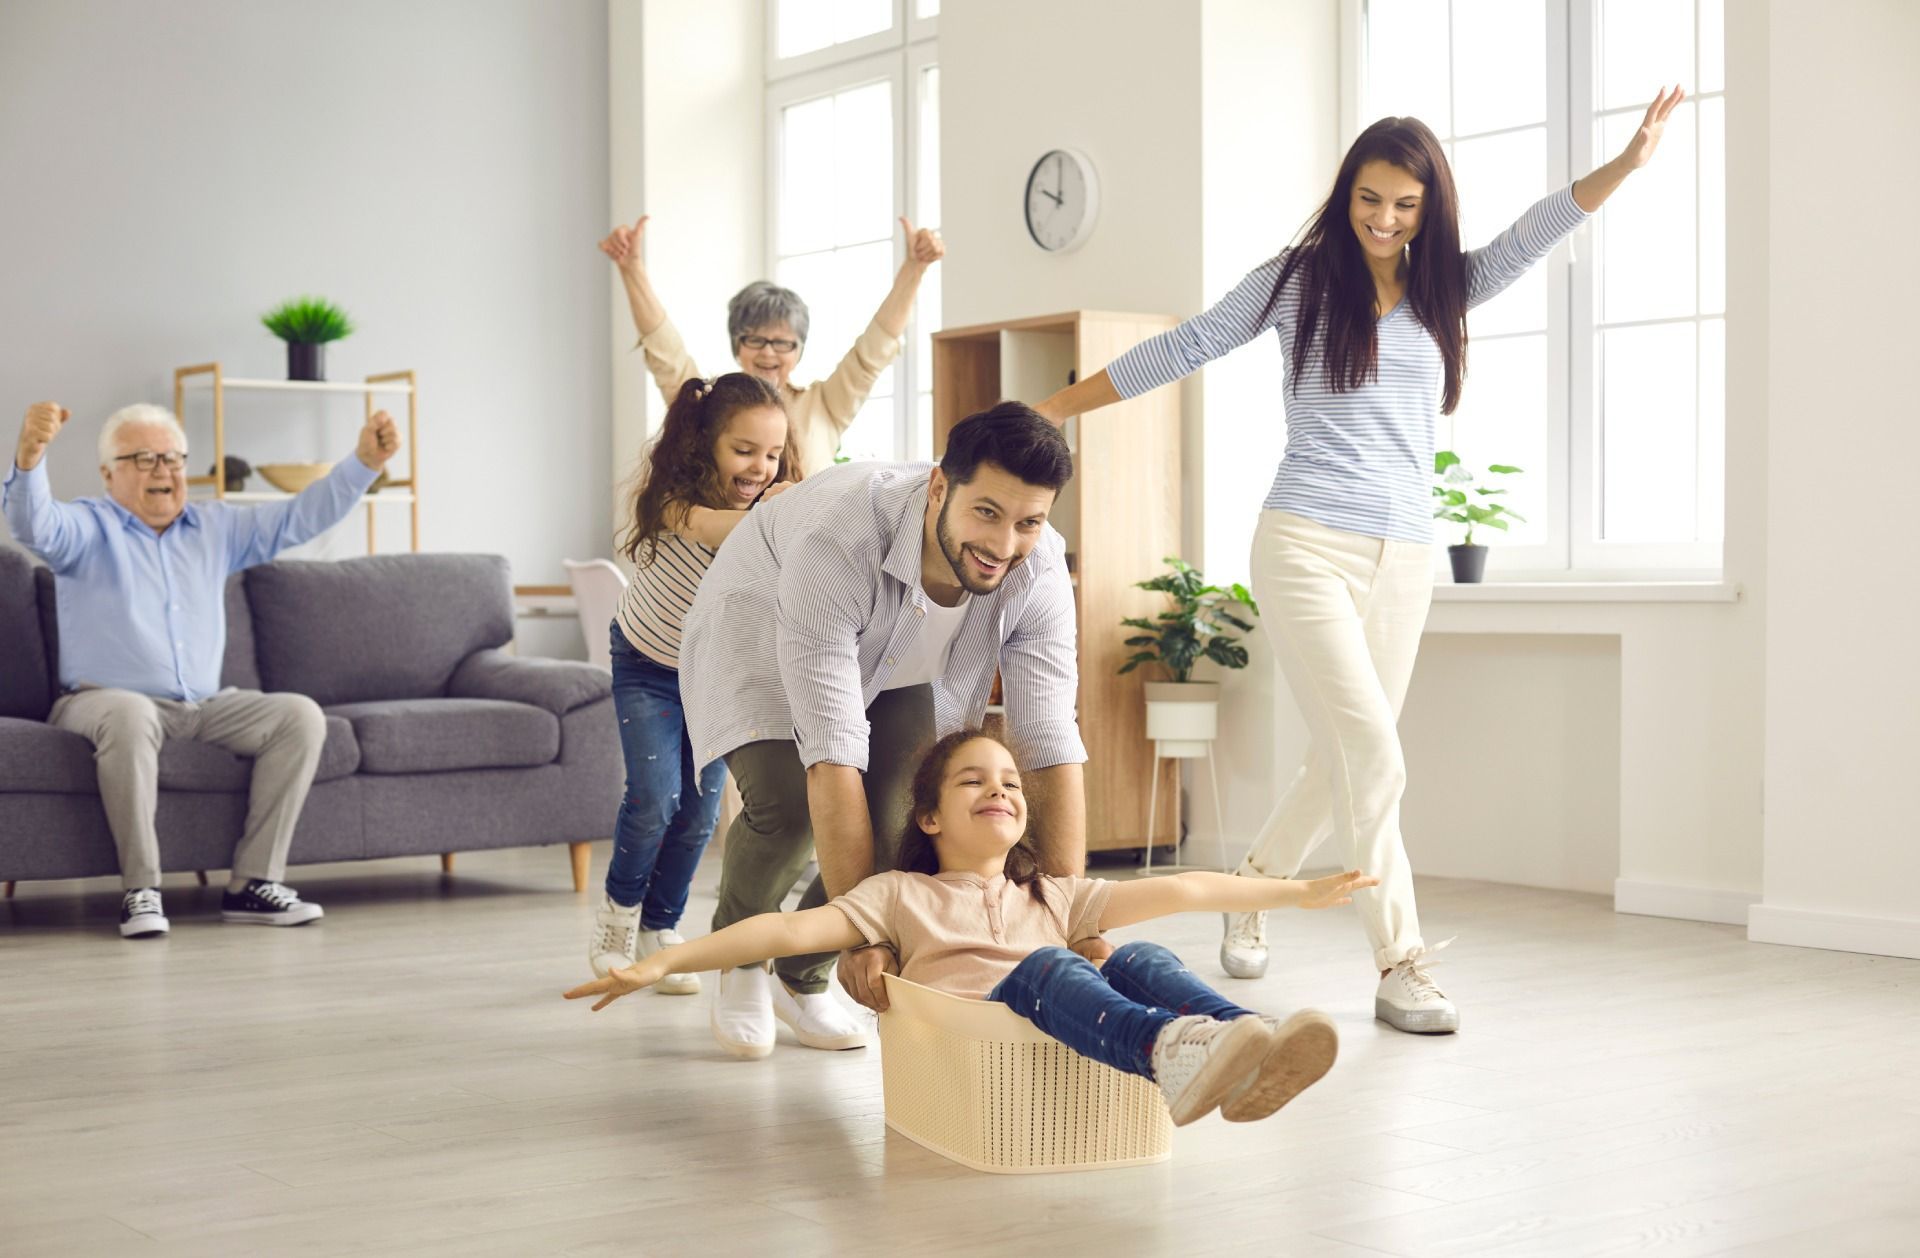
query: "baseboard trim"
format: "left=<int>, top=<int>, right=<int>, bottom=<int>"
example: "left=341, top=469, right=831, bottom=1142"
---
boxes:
left=1747, top=903, right=1920, bottom=960
left=1613, top=878, right=1759, bottom=926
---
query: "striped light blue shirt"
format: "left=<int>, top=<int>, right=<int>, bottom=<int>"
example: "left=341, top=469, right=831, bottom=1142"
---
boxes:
left=1108, top=185, right=1591, bottom=543
left=678, top=461, right=1086, bottom=776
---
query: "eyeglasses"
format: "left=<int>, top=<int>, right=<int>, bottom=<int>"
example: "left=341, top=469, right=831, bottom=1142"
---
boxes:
left=738, top=335, right=801, bottom=353
left=113, top=451, right=187, bottom=472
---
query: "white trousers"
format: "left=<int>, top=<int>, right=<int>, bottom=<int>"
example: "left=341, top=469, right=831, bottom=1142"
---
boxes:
left=1242, top=510, right=1434, bottom=971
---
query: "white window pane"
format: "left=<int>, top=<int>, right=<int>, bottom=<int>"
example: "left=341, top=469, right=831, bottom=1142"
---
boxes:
left=1698, top=0, right=1724, bottom=94
left=1598, top=102, right=1697, bottom=323
left=1366, top=0, right=1451, bottom=135
left=1599, top=0, right=1692, bottom=113
left=1443, top=333, right=1549, bottom=547
left=918, top=65, right=941, bottom=229
left=834, top=80, right=894, bottom=247
left=776, top=238, right=894, bottom=401
left=1697, top=318, right=1724, bottom=544
left=1601, top=322, right=1697, bottom=543
left=1699, top=95, right=1725, bottom=314
left=1453, top=126, right=1549, bottom=335
left=915, top=391, right=934, bottom=462
left=776, top=0, right=834, bottom=60
left=917, top=0, right=941, bottom=18
left=914, top=262, right=941, bottom=389
left=780, top=97, right=836, bottom=256
left=837, top=393, right=896, bottom=463
left=835, top=0, right=893, bottom=44
left=1451, top=0, right=1546, bottom=135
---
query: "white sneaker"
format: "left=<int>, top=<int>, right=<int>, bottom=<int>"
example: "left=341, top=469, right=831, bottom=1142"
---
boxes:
left=1375, top=940, right=1459, bottom=1035
left=1220, top=1010, right=1339, bottom=1122
left=1149, top=1014, right=1271, bottom=1127
left=638, top=928, right=700, bottom=995
left=1220, top=909, right=1269, bottom=979
left=588, top=894, right=641, bottom=978
left=711, top=965, right=776, bottom=1060
left=772, top=979, right=869, bottom=1050
left=119, top=887, right=169, bottom=939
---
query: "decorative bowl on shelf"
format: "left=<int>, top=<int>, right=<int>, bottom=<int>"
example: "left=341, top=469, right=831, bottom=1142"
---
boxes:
left=256, top=462, right=334, bottom=493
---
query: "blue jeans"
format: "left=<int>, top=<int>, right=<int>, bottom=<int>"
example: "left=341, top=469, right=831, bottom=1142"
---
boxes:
left=986, top=941, right=1256, bottom=1080
left=605, top=624, right=726, bottom=928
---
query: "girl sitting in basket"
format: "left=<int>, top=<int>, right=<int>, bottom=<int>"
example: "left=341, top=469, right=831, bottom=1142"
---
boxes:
left=565, top=728, right=1376, bottom=1126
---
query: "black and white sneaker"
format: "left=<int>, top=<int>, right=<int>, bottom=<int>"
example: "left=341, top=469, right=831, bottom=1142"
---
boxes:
left=119, top=887, right=170, bottom=938
left=220, top=879, right=324, bottom=927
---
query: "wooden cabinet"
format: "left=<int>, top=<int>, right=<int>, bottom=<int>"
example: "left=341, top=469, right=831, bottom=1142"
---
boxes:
left=932, top=311, right=1182, bottom=854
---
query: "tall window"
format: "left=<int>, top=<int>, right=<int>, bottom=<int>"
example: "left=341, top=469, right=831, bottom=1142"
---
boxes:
left=1361, top=0, right=1725, bottom=576
left=768, top=1, right=940, bottom=463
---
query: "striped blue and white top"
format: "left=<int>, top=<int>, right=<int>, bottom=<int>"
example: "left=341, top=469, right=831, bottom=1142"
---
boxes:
left=616, top=530, right=716, bottom=668
left=678, top=461, right=1086, bottom=776
left=1108, top=185, right=1591, bottom=543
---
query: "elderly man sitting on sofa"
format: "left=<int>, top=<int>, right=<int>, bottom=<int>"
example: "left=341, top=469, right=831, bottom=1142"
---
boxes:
left=3, top=399, right=399, bottom=938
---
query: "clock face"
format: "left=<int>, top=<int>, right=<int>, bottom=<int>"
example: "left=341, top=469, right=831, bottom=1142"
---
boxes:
left=1024, top=149, right=1098, bottom=253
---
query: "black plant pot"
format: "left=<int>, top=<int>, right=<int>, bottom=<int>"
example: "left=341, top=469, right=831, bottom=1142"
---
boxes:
left=287, top=342, right=326, bottom=382
left=1448, top=543, right=1489, bottom=583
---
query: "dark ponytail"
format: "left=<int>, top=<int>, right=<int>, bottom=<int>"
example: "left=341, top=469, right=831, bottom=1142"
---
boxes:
left=618, top=372, right=799, bottom=566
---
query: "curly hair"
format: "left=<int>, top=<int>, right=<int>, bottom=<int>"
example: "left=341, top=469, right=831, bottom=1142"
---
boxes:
left=617, top=373, right=799, bottom=567
left=892, top=728, right=1050, bottom=905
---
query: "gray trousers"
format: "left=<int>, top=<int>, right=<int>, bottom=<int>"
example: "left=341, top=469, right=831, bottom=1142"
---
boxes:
left=713, top=685, right=935, bottom=994
left=49, top=686, right=328, bottom=891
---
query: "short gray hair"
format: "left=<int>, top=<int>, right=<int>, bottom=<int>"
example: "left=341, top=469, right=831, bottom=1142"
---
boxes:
left=98, top=404, right=189, bottom=465
left=727, top=281, right=809, bottom=349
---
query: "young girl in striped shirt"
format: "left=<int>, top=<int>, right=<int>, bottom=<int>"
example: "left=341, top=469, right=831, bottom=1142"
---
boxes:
left=587, top=373, right=800, bottom=987
left=571, top=728, right=1375, bottom=1129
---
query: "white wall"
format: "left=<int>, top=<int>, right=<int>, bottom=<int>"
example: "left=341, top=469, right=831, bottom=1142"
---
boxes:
left=1750, top=0, right=1920, bottom=958
left=0, top=0, right=611, bottom=653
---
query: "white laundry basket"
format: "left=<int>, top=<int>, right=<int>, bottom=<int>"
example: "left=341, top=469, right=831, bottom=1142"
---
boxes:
left=876, top=973, right=1172, bottom=1174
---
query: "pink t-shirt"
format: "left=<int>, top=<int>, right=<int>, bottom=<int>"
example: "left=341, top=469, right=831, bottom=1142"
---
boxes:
left=829, top=869, right=1115, bottom=999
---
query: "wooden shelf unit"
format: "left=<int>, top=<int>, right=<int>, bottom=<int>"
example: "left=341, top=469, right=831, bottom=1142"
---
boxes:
left=173, top=363, right=420, bottom=553
left=932, top=310, right=1183, bottom=854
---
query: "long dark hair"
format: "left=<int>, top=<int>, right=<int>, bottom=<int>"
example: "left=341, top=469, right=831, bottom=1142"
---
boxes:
left=893, top=729, right=1050, bottom=906
left=1264, top=116, right=1469, bottom=414
left=618, top=373, right=798, bottom=566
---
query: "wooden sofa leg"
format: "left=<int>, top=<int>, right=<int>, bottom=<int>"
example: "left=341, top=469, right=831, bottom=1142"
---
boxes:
left=569, top=841, right=591, bottom=893
left=195, top=870, right=209, bottom=886
left=440, top=853, right=455, bottom=875
left=3, top=881, right=14, bottom=899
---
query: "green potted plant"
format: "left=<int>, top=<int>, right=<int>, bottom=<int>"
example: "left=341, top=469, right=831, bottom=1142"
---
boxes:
left=261, top=296, right=355, bottom=382
left=1119, top=557, right=1260, bottom=755
left=1432, top=450, right=1524, bottom=584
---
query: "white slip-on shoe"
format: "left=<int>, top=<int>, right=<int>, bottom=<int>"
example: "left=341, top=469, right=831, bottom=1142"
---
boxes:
left=1149, top=1014, right=1271, bottom=1127
left=588, top=894, right=641, bottom=978
left=772, top=980, right=870, bottom=1051
left=1220, top=909, right=1270, bottom=979
left=1375, top=940, right=1459, bottom=1035
left=1220, top=1010, right=1339, bottom=1122
left=711, top=964, right=776, bottom=1060
left=638, top=928, right=700, bottom=995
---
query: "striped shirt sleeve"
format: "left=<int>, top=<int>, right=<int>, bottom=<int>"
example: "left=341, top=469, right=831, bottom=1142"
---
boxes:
left=775, top=527, right=880, bottom=771
left=998, top=564, right=1086, bottom=771
left=1106, top=257, right=1285, bottom=399
left=1465, top=183, right=1591, bottom=309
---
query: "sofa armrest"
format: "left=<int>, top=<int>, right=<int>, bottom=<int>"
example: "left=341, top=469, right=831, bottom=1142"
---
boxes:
left=447, top=648, right=612, bottom=717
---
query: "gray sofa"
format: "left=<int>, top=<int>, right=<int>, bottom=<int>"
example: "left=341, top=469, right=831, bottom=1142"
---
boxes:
left=0, top=547, right=620, bottom=895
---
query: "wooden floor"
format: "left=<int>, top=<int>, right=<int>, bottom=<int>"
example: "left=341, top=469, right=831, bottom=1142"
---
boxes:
left=2, top=843, right=1916, bottom=1258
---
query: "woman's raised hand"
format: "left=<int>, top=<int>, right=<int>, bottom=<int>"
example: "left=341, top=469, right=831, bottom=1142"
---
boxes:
left=598, top=215, right=650, bottom=271
left=900, top=216, right=945, bottom=268
left=1296, top=869, right=1380, bottom=911
left=1616, top=86, right=1685, bottom=171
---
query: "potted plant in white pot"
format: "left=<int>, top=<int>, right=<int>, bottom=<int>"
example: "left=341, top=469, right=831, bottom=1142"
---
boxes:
left=1432, top=450, right=1524, bottom=583
left=262, top=296, right=354, bottom=382
left=1119, top=557, right=1260, bottom=756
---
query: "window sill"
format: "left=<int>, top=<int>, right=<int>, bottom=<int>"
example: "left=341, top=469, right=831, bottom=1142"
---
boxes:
left=1431, top=580, right=1740, bottom=604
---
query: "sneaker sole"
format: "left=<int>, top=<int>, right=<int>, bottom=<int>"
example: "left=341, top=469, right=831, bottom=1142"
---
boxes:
left=654, top=975, right=701, bottom=996
left=1374, top=997, right=1459, bottom=1034
left=120, top=920, right=169, bottom=938
left=1166, top=1016, right=1271, bottom=1127
left=1220, top=1011, right=1339, bottom=1122
left=221, top=908, right=324, bottom=927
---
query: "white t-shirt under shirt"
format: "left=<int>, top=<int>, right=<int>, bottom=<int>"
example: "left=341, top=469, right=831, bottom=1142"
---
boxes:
left=881, top=590, right=970, bottom=690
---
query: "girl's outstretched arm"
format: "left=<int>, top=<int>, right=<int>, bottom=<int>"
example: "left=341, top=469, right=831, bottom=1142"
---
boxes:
left=563, top=906, right=864, bottom=1011
left=1098, top=869, right=1379, bottom=932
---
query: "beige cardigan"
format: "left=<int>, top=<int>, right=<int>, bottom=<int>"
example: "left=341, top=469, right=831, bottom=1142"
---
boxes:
left=637, top=314, right=902, bottom=478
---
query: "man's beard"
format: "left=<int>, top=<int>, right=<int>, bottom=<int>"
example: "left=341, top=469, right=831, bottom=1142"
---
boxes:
left=936, top=496, right=1021, bottom=596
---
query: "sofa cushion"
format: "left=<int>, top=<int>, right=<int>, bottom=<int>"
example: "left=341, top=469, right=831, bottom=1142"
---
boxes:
left=219, top=573, right=262, bottom=691
left=326, top=698, right=559, bottom=774
left=247, top=554, right=514, bottom=706
left=0, top=711, right=362, bottom=795
left=0, top=548, right=55, bottom=721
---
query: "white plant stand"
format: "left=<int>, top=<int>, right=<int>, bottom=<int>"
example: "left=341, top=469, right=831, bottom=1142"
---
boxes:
left=1139, top=739, right=1229, bottom=876
left=1138, top=681, right=1229, bottom=876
